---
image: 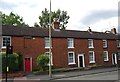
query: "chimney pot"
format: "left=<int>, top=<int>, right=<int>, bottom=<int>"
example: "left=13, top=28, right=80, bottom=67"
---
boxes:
left=88, top=27, right=92, bottom=32
left=111, top=27, right=117, bottom=34
left=52, top=18, right=60, bottom=30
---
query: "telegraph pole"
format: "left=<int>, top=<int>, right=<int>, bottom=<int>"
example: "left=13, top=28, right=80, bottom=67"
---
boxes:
left=49, top=0, right=52, bottom=78
left=5, top=38, right=8, bottom=82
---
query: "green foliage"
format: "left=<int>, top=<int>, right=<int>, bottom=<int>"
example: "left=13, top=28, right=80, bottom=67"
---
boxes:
left=1, top=52, right=20, bottom=73
left=34, top=8, right=70, bottom=29
left=0, top=11, right=28, bottom=27
left=36, top=54, right=49, bottom=71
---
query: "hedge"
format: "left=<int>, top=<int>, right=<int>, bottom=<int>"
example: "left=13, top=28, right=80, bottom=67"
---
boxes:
left=1, top=52, right=20, bottom=73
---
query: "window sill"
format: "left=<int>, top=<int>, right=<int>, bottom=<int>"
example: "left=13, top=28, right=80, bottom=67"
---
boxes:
left=104, top=60, right=109, bottom=62
left=89, top=61, right=95, bottom=63
left=68, top=47, right=74, bottom=49
left=2, top=47, right=6, bottom=49
left=68, top=63, right=76, bottom=65
left=88, top=47, right=94, bottom=48
left=103, top=46, right=107, bottom=48
left=117, top=46, right=120, bottom=48
left=45, top=47, right=52, bottom=49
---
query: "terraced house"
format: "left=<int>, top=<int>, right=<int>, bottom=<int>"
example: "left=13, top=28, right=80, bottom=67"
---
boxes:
left=1, top=19, right=120, bottom=72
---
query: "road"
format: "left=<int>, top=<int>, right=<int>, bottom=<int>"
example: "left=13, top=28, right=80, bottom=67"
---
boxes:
left=56, top=71, right=118, bottom=80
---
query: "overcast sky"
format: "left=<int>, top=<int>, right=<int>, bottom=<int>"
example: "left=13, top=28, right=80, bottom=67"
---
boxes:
left=0, top=0, right=119, bottom=32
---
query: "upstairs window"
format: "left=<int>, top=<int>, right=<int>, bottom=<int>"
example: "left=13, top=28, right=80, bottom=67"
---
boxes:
left=117, top=40, right=120, bottom=47
left=103, top=51, right=109, bottom=61
left=2, top=36, right=11, bottom=48
left=103, top=40, right=107, bottom=48
left=88, top=39, right=94, bottom=48
left=68, top=38, right=74, bottom=48
left=45, top=37, right=51, bottom=48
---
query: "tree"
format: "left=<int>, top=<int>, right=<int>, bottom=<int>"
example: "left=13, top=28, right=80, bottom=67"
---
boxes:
left=36, top=54, right=49, bottom=71
left=0, top=11, right=28, bottom=27
left=34, top=8, right=70, bottom=29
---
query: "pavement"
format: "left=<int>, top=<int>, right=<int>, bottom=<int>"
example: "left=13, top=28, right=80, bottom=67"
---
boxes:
left=16, top=66, right=118, bottom=80
left=1, top=66, right=119, bottom=81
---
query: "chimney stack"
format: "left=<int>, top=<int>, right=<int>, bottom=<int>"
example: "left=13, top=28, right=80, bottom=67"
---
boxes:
left=52, top=18, right=60, bottom=30
left=111, top=27, right=117, bottom=34
left=87, top=27, right=92, bottom=32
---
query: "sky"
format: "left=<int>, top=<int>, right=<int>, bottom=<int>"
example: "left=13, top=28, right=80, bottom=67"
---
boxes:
left=0, top=0, right=119, bottom=32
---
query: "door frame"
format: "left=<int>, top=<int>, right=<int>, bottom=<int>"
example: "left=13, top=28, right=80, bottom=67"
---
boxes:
left=78, top=54, right=85, bottom=67
left=112, top=53, right=117, bottom=65
left=24, top=57, right=32, bottom=72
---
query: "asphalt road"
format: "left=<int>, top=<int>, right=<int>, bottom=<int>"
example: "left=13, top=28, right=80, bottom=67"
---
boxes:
left=56, top=71, right=118, bottom=80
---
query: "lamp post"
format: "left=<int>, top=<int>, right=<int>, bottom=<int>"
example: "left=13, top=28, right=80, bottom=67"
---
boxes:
left=49, top=0, right=52, bottom=78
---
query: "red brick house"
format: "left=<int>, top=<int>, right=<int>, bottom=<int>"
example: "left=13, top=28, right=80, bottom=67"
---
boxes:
left=1, top=21, right=120, bottom=72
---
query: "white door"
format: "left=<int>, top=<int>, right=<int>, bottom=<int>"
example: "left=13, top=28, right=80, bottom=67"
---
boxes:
left=78, top=54, right=85, bottom=67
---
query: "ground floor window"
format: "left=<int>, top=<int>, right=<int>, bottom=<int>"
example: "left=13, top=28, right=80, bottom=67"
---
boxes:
left=68, top=52, right=75, bottom=65
left=45, top=52, right=53, bottom=65
left=103, top=51, right=109, bottom=61
left=89, top=51, right=95, bottom=63
left=118, top=52, right=120, bottom=60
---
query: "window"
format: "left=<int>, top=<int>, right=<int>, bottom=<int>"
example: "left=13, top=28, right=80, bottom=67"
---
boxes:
left=68, top=52, right=75, bottom=65
left=117, top=40, right=120, bottom=47
left=118, top=52, right=120, bottom=60
left=45, top=52, right=53, bottom=65
left=68, top=38, right=74, bottom=48
left=45, top=37, right=51, bottom=48
left=103, top=51, right=109, bottom=61
left=2, top=36, right=11, bottom=48
left=103, top=40, right=107, bottom=48
left=89, top=51, right=95, bottom=63
left=88, top=39, right=94, bottom=48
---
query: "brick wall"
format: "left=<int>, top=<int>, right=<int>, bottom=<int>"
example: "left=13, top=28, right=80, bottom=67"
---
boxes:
left=2, top=36, right=119, bottom=71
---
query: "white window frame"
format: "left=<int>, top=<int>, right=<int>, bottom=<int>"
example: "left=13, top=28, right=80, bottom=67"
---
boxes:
left=45, top=37, right=52, bottom=48
left=2, top=36, right=11, bottom=48
left=103, top=51, right=109, bottom=61
left=68, top=51, right=76, bottom=65
left=103, top=40, right=107, bottom=48
left=45, top=52, right=53, bottom=65
left=89, top=51, right=95, bottom=63
left=118, top=52, right=120, bottom=60
left=117, top=40, right=120, bottom=48
left=68, top=38, right=74, bottom=48
left=88, top=39, right=94, bottom=48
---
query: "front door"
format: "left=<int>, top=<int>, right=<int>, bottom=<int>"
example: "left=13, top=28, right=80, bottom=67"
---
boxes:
left=25, top=58, right=31, bottom=72
left=112, top=53, right=117, bottom=65
left=78, top=54, right=85, bottom=67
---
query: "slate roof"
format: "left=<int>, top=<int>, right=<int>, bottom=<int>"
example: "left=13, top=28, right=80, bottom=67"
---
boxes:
left=2, top=25, right=118, bottom=40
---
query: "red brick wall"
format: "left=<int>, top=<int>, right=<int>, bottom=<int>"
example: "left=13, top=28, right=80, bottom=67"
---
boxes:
left=52, top=38, right=68, bottom=67
left=2, top=36, right=119, bottom=71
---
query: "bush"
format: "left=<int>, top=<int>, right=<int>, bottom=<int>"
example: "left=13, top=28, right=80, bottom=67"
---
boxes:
left=1, top=52, right=19, bottom=73
left=36, top=54, right=49, bottom=71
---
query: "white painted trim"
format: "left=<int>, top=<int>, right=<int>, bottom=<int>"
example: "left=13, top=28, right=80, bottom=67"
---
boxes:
left=45, top=52, right=53, bottom=66
left=67, top=38, right=74, bottom=48
left=88, top=39, right=94, bottom=48
left=2, top=36, right=11, bottom=48
left=89, top=51, right=95, bottom=63
left=68, top=51, right=76, bottom=65
left=112, top=53, right=117, bottom=65
left=103, top=51, right=109, bottom=61
left=78, top=54, right=85, bottom=67
left=103, top=40, right=107, bottom=48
